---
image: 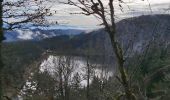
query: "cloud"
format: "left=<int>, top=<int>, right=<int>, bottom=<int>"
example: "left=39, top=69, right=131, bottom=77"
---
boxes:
left=48, top=0, right=170, bottom=27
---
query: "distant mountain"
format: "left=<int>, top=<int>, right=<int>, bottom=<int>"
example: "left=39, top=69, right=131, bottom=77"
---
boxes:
left=49, top=14, right=170, bottom=57
left=2, top=14, right=170, bottom=63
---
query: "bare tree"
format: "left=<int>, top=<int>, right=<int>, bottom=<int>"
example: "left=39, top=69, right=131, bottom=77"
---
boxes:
left=85, top=56, right=91, bottom=100
left=3, top=0, right=52, bottom=30
left=54, top=56, right=75, bottom=100
left=83, top=40, right=96, bottom=100
left=0, top=0, right=53, bottom=99
left=65, top=0, right=135, bottom=99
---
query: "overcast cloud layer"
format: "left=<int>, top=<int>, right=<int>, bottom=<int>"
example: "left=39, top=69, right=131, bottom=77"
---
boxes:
left=47, top=0, right=170, bottom=29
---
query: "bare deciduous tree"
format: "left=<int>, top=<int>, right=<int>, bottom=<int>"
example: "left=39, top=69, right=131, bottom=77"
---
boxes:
left=85, top=56, right=93, bottom=100
left=0, top=0, right=53, bottom=99
left=65, top=0, right=135, bottom=99
left=3, top=0, right=52, bottom=30
left=54, top=56, right=75, bottom=100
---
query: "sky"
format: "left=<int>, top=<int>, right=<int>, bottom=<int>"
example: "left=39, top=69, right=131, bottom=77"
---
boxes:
left=46, top=0, right=170, bottom=29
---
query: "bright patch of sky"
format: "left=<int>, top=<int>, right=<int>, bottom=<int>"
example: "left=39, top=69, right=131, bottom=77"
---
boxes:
left=4, top=0, right=170, bottom=29
left=47, top=0, right=170, bottom=28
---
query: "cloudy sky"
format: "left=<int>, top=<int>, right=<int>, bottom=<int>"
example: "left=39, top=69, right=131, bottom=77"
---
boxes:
left=46, top=0, right=170, bottom=29
left=4, top=0, right=170, bottom=29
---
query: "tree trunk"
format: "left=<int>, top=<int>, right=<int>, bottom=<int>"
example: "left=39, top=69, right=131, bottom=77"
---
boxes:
left=59, top=69, right=64, bottom=100
left=64, top=83, right=69, bottom=100
left=0, top=0, right=3, bottom=99
left=86, top=58, right=90, bottom=100
left=107, top=26, right=134, bottom=100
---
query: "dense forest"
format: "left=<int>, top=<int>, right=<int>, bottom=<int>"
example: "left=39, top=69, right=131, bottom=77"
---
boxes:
left=0, top=0, right=170, bottom=100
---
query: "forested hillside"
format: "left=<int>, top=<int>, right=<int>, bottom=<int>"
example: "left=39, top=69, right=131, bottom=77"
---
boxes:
left=1, top=14, right=170, bottom=100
